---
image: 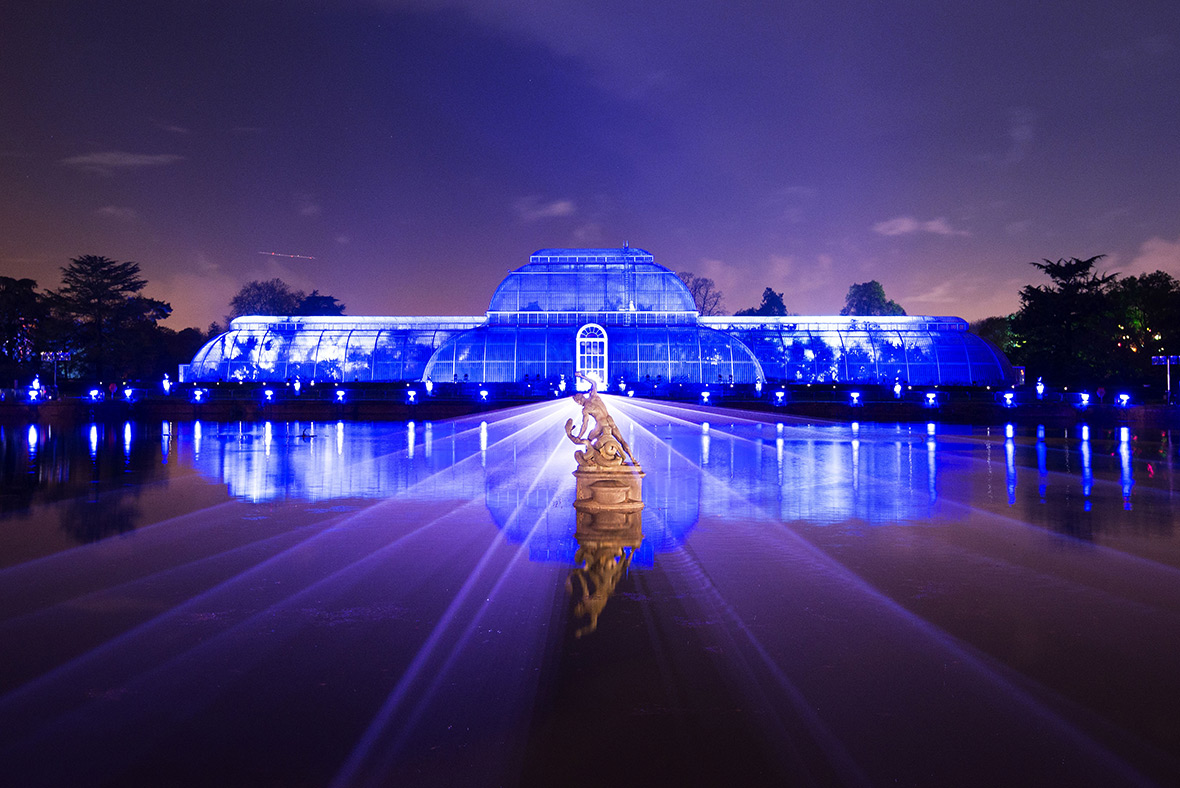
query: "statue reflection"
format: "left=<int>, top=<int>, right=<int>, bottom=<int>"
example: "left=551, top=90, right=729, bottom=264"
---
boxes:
left=565, top=375, right=645, bottom=637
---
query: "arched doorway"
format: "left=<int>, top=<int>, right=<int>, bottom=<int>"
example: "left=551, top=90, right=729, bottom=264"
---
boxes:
left=576, top=323, right=607, bottom=388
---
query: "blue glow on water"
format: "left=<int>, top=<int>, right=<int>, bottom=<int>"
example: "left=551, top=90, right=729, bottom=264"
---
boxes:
left=1, top=405, right=1177, bottom=787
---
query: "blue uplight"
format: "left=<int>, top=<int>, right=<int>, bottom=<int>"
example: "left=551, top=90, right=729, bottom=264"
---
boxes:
left=336, top=389, right=346, bottom=403
left=1079, top=392, right=1090, bottom=407
left=407, top=390, right=416, bottom=403
left=1003, top=392, right=1015, bottom=407
left=479, top=389, right=489, bottom=401
left=89, top=388, right=102, bottom=402
left=701, top=391, right=711, bottom=403
left=264, top=389, right=275, bottom=402
left=1117, top=393, right=1130, bottom=407
left=849, top=391, right=861, bottom=406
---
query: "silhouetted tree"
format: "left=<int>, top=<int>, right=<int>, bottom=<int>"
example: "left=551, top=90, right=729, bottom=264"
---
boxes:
left=1110, top=270, right=1180, bottom=385
left=1009, top=256, right=1118, bottom=386
left=48, top=255, right=171, bottom=380
left=840, top=280, right=905, bottom=316
left=228, top=278, right=304, bottom=319
left=676, top=272, right=724, bottom=315
left=228, top=280, right=345, bottom=320
left=296, top=289, right=346, bottom=316
left=0, top=276, right=45, bottom=381
left=969, top=315, right=1015, bottom=356
left=735, top=287, right=787, bottom=317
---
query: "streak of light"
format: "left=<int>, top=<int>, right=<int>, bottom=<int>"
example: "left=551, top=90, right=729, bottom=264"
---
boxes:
left=257, top=251, right=316, bottom=260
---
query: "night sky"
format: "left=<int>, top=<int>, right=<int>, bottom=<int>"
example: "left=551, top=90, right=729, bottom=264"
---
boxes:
left=3, top=0, right=1178, bottom=330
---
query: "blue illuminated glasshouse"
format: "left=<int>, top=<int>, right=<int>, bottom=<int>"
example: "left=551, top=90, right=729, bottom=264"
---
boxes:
left=186, top=247, right=1016, bottom=386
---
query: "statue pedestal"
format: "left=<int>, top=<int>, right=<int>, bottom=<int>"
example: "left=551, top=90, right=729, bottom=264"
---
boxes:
left=573, top=466, right=644, bottom=534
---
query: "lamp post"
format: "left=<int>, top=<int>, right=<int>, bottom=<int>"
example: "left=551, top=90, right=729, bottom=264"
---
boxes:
left=1151, top=355, right=1180, bottom=403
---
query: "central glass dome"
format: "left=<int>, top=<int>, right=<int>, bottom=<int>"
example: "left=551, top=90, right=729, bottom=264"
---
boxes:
left=487, top=247, right=697, bottom=315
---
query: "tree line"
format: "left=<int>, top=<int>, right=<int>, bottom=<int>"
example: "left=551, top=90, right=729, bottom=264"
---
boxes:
left=3, top=254, right=1173, bottom=391
left=0, top=256, right=343, bottom=387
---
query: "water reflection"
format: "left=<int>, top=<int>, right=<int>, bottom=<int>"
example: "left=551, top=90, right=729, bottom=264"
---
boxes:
left=0, top=415, right=1170, bottom=554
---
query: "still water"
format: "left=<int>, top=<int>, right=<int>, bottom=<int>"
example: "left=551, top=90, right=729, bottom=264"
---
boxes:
left=2, top=398, right=1179, bottom=786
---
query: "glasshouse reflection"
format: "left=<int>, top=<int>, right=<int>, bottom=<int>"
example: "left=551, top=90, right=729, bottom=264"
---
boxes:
left=1, top=411, right=1154, bottom=555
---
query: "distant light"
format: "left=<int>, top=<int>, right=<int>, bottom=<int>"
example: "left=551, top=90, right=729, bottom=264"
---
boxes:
left=927, top=422, right=936, bottom=436
left=1081, top=425, right=1090, bottom=441
left=162, top=375, right=172, bottom=394
left=1005, top=423, right=1015, bottom=439
left=774, top=391, right=785, bottom=404
left=1117, top=393, right=1130, bottom=407
left=755, top=380, right=763, bottom=395
left=1036, top=378, right=1045, bottom=399
left=89, top=388, right=101, bottom=401
left=626, top=390, right=634, bottom=397
left=293, top=379, right=301, bottom=394
left=424, top=379, right=434, bottom=395
left=1120, top=426, right=1130, bottom=443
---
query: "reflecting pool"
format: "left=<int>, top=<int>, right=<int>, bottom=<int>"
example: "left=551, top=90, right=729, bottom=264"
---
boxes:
left=2, top=400, right=1179, bottom=786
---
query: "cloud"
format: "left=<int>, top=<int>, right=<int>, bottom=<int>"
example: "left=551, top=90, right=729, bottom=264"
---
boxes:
left=295, top=193, right=321, bottom=217
left=1005, top=107, right=1035, bottom=163
left=873, top=216, right=969, bottom=237
left=513, top=196, right=576, bottom=223
left=1116, top=235, right=1180, bottom=277
left=155, top=121, right=191, bottom=134
left=60, top=151, right=184, bottom=174
left=96, top=205, right=139, bottom=222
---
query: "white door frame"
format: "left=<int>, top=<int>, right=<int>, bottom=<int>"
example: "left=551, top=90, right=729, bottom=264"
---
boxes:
left=575, top=323, right=608, bottom=389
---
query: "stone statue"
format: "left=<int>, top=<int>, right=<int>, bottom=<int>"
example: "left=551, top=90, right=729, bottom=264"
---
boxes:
left=565, top=374, right=638, bottom=468
left=564, top=373, right=645, bottom=636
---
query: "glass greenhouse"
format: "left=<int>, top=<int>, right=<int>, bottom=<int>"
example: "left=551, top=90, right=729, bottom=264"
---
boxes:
left=187, top=247, right=1016, bottom=386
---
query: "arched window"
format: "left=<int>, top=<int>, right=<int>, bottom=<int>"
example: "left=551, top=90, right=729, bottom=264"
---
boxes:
left=576, top=323, right=607, bottom=387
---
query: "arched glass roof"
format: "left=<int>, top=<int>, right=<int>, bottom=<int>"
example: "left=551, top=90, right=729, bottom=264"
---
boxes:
left=487, top=247, right=697, bottom=315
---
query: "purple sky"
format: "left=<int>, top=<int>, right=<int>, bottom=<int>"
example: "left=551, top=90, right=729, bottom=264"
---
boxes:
left=3, top=0, right=1179, bottom=329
